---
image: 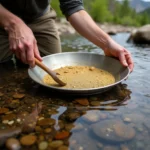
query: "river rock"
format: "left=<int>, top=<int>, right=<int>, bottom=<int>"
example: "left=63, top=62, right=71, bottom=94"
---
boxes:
left=20, top=135, right=37, bottom=146
left=74, top=98, right=89, bottom=106
left=128, top=24, right=150, bottom=44
left=49, top=140, right=64, bottom=149
left=6, top=138, right=21, bottom=150
left=66, top=112, right=80, bottom=121
left=0, top=108, right=9, bottom=114
left=82, top=110, right=101, bottom=123
left=37, top=118, right=55, bottom=126
left=91, top=120, right=136, bottom=143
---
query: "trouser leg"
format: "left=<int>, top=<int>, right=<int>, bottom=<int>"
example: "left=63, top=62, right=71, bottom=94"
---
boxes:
left=0, top=28, right=13, bottom=63
left=28, top=7, right=62, bottom=56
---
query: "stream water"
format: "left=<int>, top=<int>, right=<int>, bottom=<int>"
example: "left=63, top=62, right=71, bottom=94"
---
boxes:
left=0, top=33, right=150, bottom=150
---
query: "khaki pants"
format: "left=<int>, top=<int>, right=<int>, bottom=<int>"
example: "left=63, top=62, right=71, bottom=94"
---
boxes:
left=0, top=7, right=61, bottom=63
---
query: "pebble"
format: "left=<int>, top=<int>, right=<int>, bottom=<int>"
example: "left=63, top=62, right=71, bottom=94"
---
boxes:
left=0, top=92, right=4, bottom=97
left=49, top=140, right=64, bottom=148
left=0, top=108, right=9, bottom=114
left=2, top=120, right=9, bottom=124
left=58, top=145, right=69, bottom=150
left=66, top=112, right=80, bottom=121
left=38, top=141, right=48, bottom=150
left=20, top=135, right=37, bottom=146
left=82, top=111, right=100, bottom=123
left=90, top=101, right=100, bottom=106
left=8, top=120, right=14, bottom=125
left=123, top=117, right=131, bottom=123
left=44, top=128, right=51, bottom=133
left=2, top=114, right=16, bottom=121
left=55, top=131, right=70, bottom=140
left=74, top=98, right=89, bottom=106
left=37, top=118, right=55, bottom=126
left=6, top=138, right=21, bottom=150
left=13, top=93, right=25, bottom=99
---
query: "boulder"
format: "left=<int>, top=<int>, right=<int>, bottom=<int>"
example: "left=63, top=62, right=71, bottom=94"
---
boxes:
left=128, top=24, right=150, bottom=44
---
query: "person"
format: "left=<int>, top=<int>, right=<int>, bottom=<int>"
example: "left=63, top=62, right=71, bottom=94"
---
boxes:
left=0, top=0, right=134, bottom=71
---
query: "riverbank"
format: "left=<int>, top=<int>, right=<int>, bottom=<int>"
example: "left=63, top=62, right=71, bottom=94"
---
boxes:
left=55, top=18, right=137, bottom=36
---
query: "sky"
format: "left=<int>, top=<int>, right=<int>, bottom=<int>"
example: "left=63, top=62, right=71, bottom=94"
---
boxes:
left=142, top=0, right=150, bottom=1
left=117, top=0, right=150, bottom=1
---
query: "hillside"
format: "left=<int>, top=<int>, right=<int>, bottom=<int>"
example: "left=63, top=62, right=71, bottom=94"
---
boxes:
left=130, top=0, right=150, bottom=12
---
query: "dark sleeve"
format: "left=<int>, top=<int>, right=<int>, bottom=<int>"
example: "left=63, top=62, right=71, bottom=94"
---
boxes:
left=59, top=0, right=84, bottom=18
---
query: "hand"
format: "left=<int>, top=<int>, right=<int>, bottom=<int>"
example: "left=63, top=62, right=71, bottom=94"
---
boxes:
left=5, top=20, right=42, bottom=67
left=104, top=39, right=134, bottom=72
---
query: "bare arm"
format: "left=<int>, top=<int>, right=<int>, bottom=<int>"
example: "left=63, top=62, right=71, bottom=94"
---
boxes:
left=0, top=4, right=42, bottom=67
left=68, top=10, right=134, bottom=72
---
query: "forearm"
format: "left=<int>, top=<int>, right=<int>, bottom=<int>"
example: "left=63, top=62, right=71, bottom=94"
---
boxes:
left=68, top=10, right=111, bottom=51
left=0, top=4, right=23, bottom=32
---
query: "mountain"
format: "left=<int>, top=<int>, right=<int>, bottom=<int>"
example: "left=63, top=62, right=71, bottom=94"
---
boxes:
left=130, top=0, right=150, bottom=12
left=116, top=0, right=150, bottom=12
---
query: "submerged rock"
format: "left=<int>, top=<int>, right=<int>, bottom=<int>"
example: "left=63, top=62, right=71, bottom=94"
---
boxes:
left=91, top=120, right=135, bottom=143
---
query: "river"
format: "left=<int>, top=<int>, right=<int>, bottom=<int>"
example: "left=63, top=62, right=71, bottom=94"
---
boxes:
left=0, top=33, right=150, bottom=150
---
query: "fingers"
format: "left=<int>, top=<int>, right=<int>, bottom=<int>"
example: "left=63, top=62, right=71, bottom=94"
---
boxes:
left=34, top=40, right=42, bottom=61
left=118, top=51, right=128, bottom=67
left=26, top=42, right=35, bottom=67
left=125, top=51, right=134, bottom=72
left=119, top=49, right=134, bottom=72
left=9, top=37, right=41, bottom=67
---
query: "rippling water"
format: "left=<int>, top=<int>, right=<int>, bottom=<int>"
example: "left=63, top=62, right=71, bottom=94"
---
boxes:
left=0, top=33, right=150, bottom=150
left=61, top=33, right=150, bottom=149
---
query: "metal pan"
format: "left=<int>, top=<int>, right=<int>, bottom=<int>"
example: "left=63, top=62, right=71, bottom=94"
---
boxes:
left=28, top=52, right=130, bottom=95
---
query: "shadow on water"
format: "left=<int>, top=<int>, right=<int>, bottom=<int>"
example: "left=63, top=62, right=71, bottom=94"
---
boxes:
left=0, top=33, right=150, bottom=149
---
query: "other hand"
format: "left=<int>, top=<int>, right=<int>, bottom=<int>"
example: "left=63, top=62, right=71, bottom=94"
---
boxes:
left=104, top=39, right=134, bottom=72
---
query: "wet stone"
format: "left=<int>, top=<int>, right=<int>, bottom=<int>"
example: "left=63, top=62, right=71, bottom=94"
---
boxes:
left=2, top=114, right=16, bottom=121
left=120, top=145, right=130, bottom=150
left=35, top=126, right=43, bottom=132
left=8, top=102, right=20, bottom=109
left=65, top=123, right=75, bottom=131
left=72, top=123, right=84, bottom=131
left=17, top=111, right=29, bottom=121
left=55, top=131, right=70, bottom=140
left=0, top=108, right=9, bottom=114
left=38, top=141, right=48, bottom=150
left=74, top=98, right=89, bottom=106
left=24, top=98, right=37, bottom=104
left=66, top=112, right=80, bottom=121
left=97, top=142, right=103, bottom=149
left=103, top=146, right=119, bottom=150
left=49, top=140, right=64, bottom=149
left=90, top=101, right=100, bottom=106
left=57, top=120, right=65, bottom=130
left=20, top=135, right=37, bottom=146
left=37, top=118, right=55, bottom=126
left=13, top=93, right=25, bottom=99
left=92, top=120, right=136, bottom=143
left=58, top=145, right=69, bottom=150
left=89, top=97, right=98, bottom=101
left=44, top=128, right=51, bottom=133
left=0, top=92, right=4, bottom=97
left=6, top=138, right=21, bottom=150
left=123, top=117, right=132, bottom=123
left=82, top=111, right=101, bottom=123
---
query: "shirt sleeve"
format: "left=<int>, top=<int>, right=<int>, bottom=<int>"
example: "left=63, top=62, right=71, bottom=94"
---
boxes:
left=59, top=0, right=84, bottom=18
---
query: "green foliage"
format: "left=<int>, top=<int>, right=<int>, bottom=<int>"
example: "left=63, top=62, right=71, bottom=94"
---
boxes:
left=50, top=0, right=63, bottom=18
left=90, top=0, right=113, bottom=22
left=50, top=0, right=150, bottom=26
